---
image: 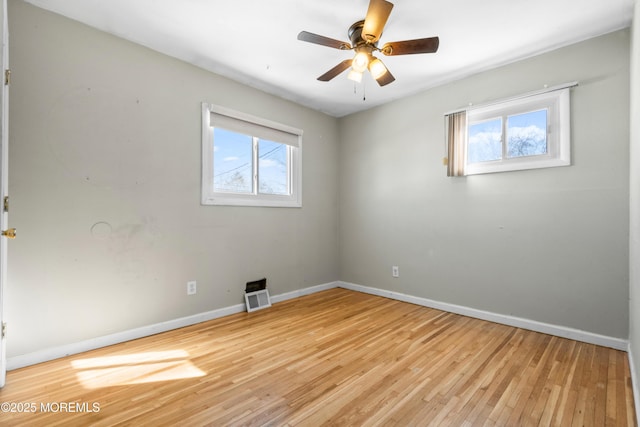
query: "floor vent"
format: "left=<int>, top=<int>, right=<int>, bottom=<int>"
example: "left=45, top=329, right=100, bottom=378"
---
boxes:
left=245, top=289, right=271, bottom=313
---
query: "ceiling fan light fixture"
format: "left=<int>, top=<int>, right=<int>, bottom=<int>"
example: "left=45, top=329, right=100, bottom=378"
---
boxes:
left=368, top=57, right=388, bottom=79
left=347, top=69, right=363, bottom=83
left=352, top=51, right=370, bottom=73
left=298, top=0, right=440, bottom=87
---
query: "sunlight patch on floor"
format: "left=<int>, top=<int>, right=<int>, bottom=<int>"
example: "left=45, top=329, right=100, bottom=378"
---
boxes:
left=71, top=350, right=206, bottom=389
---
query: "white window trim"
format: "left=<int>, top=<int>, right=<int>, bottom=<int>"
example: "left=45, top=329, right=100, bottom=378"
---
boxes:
left=201, top=103, right=302, bottom=207
left=446, top=82, right=575, bottom=176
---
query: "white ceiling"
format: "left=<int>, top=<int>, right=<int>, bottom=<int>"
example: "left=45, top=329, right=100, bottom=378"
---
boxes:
left=23, top=0, right=634, bottom=117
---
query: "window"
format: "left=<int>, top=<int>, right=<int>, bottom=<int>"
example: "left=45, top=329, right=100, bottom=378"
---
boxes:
left=446, top=84, right=573, bottom=176
left=201, top=103, right=302, bottom=207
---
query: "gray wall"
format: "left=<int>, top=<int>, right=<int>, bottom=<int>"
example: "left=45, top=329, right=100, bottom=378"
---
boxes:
left=629, top=0, right=640, bottom=405
left=339, top=30, right=630, bottom=339
left=7, top=0, right=633, bottom=361
left=7, top=0, right=340, bottom=357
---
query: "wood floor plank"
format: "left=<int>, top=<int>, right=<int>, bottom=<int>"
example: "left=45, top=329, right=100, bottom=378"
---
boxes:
left=0, top=288, right=636, bottom=426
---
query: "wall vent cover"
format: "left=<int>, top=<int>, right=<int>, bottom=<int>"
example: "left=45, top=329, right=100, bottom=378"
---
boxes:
left=245, top=289, right=271, bottom=313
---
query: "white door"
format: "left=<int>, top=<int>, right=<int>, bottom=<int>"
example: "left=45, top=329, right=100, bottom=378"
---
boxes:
left=0, top=0, right=10, bottom=388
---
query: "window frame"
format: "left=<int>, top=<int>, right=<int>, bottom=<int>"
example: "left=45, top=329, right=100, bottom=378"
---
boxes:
left=464, top=87, right=571, bottom=175
left=201, top=103, right=302, bottom=207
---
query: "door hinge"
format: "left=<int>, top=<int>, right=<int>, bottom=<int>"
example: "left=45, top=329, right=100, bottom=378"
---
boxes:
left=4, top=69, right=9, bottom=86
left=1, top=322, right=5, bottom=339
left=3, top=196, right=8, bottom=213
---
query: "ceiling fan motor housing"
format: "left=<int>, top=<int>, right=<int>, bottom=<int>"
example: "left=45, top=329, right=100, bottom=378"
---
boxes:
left=349, top=20, right=380, bottom=66
left=349, top=20, right=378, bottom=51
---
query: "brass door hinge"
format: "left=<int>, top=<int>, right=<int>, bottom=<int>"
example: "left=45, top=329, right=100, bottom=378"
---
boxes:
left=1, top=322, right=5, bottom=339
left=3, top=196, right=8, bottom=212
left=4, top=69, right=9, bottom=86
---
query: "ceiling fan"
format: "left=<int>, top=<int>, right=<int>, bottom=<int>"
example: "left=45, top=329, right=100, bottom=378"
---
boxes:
left=297, top=0, right=439, bottom=86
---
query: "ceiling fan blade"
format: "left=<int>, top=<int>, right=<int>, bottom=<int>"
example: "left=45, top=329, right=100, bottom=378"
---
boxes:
left=374, top=67, right=395, bottom=86
left=362, top=0, right=394, bottom=43
left=297, top=31, right=351, bottom=50
left=381, top=36, right=439, bottom=56
left=317, top=59, right=353, bottom=81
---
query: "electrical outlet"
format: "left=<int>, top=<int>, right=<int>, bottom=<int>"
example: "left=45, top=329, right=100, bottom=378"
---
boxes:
left=392, top=266, right=399, bottom=278
left=187, top=281, right=197, bottom=295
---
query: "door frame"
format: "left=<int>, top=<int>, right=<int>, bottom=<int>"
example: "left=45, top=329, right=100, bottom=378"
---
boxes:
left=0, top=0, right=10, bottom=388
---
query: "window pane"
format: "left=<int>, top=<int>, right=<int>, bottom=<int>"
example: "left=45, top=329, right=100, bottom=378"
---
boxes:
left=468, top=118, right=502, bottom=163
left=213, top=128, right=253, bottom=193
left=258, top=139, right=289, bottom=195
left=507, top=109, right=547, bottom=158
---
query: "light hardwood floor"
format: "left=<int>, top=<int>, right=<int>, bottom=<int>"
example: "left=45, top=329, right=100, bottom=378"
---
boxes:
left=0, top=288, right=636, bottom=426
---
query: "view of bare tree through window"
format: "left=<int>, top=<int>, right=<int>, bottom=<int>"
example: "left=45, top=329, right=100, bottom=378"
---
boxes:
left=213, top=128, right=253, bottom=193
left=507, top=109, right=547, bottom=158
left=468, top=109, right=548, bottom=163
left=258, top=140, right=288, bottom=195
left=213, top=128, right=289, bottom=195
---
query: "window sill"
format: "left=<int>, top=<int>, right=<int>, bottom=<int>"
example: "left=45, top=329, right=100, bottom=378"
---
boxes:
left=201, top=194, right=302, bottom=208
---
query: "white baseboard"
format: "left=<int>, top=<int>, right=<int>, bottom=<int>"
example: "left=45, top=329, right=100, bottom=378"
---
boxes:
left=270, top=281, right=339, bottom=304
left=7, top=280, right=628, bottom=370
left=338, top=281, right=629, bottom=351
left=7, top=281, right=340, bottom=370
